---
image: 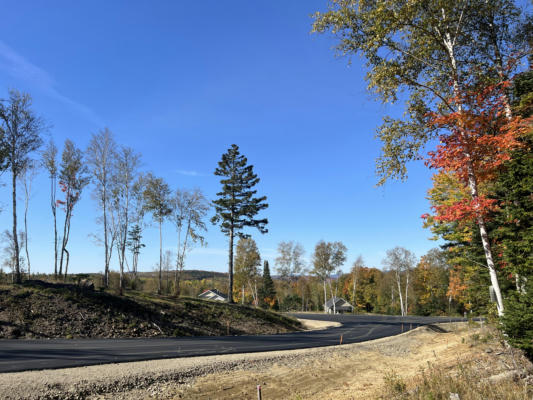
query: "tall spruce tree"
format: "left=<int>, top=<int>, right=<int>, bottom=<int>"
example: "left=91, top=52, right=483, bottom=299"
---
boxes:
left=211, top=144, right=268, bottom=303
left=259, top=260, right=276, bottom=309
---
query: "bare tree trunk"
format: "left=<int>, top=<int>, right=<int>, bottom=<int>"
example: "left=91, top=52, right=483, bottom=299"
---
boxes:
left=323, top=279, right=327, bottom=313
left=352, top=268, right=357, bottom=309
left=227, top=226, right=234, bottom=303
left=52, top=176, right=58, bottom=279
left=12, top=166, right=21, bottom=283
left=23, top=177, right=30, bottom=277
left=158, top=219, right=162, bottom=295
left=404, top=270, right=409, bottom=316
left=396, top=270, right=405, bottom=316
left=64, top=248, right=70, bottom=281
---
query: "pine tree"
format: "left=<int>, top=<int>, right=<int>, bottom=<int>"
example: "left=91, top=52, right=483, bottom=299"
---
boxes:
left=259, top=260, right=276, bottom=309
left=211, top=144, right=268, bottom=303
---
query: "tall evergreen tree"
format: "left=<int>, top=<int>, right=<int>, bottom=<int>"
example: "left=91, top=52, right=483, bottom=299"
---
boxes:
left=259, top=260, right=276, bottom=309
left=211, top=144, right=268, bottom=303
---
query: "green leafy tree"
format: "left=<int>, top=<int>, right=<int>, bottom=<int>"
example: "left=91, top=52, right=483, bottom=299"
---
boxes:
left=234, top=237, right=261, bottom=305
left=259, top=260, right=277, bottom=309
left=311, top=240, right=347, bottom=313
left=501, top=281, right=533, bottom=359
left=143, top=173, right=172, bottom=294
left=0, top=90, right=43, bottom=283
left=211, top=144, right=268, bottom=303
left=313, top=0, right=525, bottom=184
left=275, top=241, right=305, bottom=284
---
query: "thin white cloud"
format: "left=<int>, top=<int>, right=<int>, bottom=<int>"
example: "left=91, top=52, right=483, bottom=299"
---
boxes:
left=0, top=40, right=103, bottom=125
left=175, top=169, right=206, bottom=177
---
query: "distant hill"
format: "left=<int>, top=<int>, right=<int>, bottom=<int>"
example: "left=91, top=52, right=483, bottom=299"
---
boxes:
left=137, top=269, right=227, bottom=281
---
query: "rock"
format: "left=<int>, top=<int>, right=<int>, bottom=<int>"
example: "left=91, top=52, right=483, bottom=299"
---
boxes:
left=78, top=279, right=95, bottom=291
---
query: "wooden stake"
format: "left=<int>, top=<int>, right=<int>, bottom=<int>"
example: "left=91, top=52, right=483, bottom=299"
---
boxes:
left=340, top=334, right=343, bottom=345
left=401, top=323, right=404, bottom=333
left=257, top=385, right=262, bottom=400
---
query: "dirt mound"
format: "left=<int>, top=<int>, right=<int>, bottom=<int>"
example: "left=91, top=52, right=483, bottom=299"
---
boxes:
left=0, top=281, right=301, bottom=339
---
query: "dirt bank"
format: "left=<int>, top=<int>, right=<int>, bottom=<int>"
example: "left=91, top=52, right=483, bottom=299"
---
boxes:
left=0, top=281, right=301, bottom=339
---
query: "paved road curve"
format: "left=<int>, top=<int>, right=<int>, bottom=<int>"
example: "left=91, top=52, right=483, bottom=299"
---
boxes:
left=0, top=314, right=465, bottom=373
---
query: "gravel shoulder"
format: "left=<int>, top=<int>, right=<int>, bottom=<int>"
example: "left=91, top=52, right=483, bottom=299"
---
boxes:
left=297, top=318, right=342, bottom=330
left=3, top=321, right=529, bottom=400
left=0, top=321, right=493, bottom=400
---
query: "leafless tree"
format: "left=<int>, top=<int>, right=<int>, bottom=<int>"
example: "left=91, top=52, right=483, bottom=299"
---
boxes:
left=111, top=146, right=141, bottom=294
left=86, top=128, right=117, bottom=287
left=351, top=255, right=365, bottom=308
left=41, top=140, right=59, bottom=278
left=142, top=173, right=172, bottom=294
left=382, top=247, right=416, bottom=316
left=58, top=139, right=89, bottom=280
left=18, top=161, right=37, bottom=277
left=1, top=230, right=26, bottom=283
left=0, top=90, right=44, bottom=283
left=171, top=188, right=209, bottom=296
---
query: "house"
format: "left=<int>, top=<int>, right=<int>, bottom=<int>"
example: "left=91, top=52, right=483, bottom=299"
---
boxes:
left=324, top=297, right=354, bottom=314
left=198, top=289, right=228, bottom=302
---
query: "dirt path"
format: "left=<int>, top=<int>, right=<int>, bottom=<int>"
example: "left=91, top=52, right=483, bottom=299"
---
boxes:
left=1, top=321, right=503, bottom=400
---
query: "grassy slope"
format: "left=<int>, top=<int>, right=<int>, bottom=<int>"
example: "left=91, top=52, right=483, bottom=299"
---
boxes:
left=0, top=280, right=302, bottom=339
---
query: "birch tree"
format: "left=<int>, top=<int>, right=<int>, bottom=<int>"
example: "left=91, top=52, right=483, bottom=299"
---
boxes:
left=0, top=90, right=43, bottom=283
left=311, top=240, right=347, bottom=313
left=143, top=173, right=172, bottom=294
left=350, top=255, right=365, bottom=307
left=112, top=146, right=141, bottom=294
left=234, top=237, right=261, bottom=305
left=18, top=161, right=37, bottom=277
left=58, top=139, right=89, bottom=280
left=41, top=140, right=59, bottom=278
left=86, top=128, right=117, bottom=287
left=382, top=247, right=416, bottom=316
left=313, top=0, right=527, bottom=316
left=170, top=188, right=209, bottom=297
left=275, top=241, right=305, bottom=284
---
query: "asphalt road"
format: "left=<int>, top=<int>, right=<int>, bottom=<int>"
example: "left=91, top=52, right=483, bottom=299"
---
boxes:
left=0, top=313, right=466, bottom=373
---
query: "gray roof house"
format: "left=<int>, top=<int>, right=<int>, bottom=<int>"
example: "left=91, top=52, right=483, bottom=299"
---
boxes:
left=198, top=289, right=228, bottom=302
left=324, top=297, right=354, bottom=314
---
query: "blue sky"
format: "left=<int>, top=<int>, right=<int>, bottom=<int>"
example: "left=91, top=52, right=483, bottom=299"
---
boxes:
left=0, top=1, right=439, bottom=276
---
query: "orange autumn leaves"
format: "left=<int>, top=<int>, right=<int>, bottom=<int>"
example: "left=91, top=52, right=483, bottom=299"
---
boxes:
left=424, top=81, right=530, bottom=223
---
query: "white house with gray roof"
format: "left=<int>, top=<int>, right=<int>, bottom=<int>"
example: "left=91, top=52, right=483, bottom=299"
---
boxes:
left=324, top=297, right=354, bottom=314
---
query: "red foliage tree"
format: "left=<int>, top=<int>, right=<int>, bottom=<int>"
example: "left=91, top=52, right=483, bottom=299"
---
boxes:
left=424, top=79, right=530, bottom=315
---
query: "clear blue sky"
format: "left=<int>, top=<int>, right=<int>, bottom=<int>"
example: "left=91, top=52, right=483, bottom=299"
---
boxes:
left=0, top=1, right=438, bottom=276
